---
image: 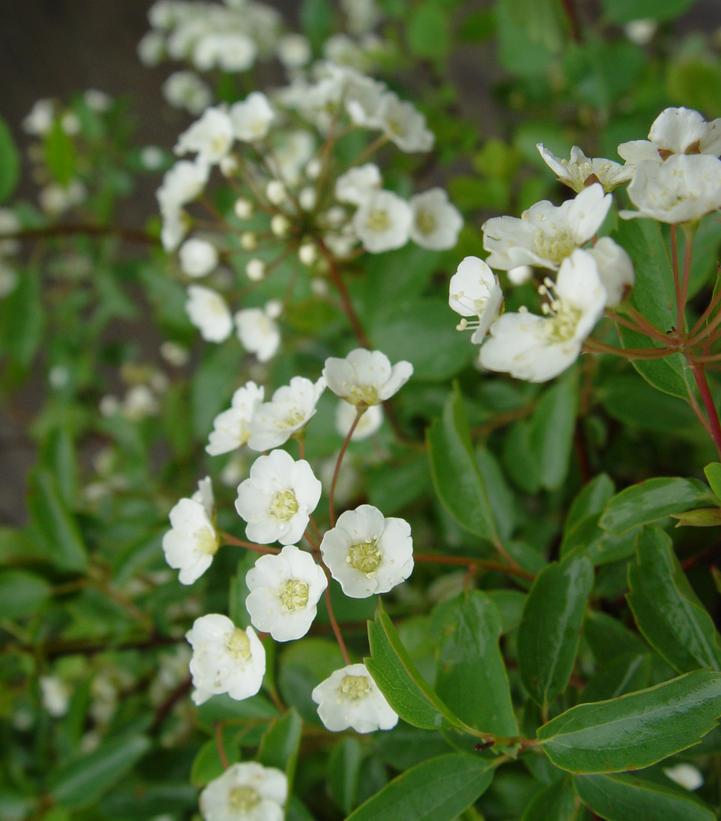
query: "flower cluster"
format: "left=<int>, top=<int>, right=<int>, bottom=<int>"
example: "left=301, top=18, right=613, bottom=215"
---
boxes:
left=155, top=63, right=461, bottom=357
left=448, top=106, right=721, bottom=383
left=162, top=349, right=412, bottom=734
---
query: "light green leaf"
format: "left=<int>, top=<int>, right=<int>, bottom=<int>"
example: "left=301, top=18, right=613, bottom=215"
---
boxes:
left=27, top=468, right=88, bottom=572
left=433, top=592, right=518, bottom=736
left=575, top=773, right=715, bottom=820
left=44, top=120, right=77, bottom=186
left=518, top=556, right=594, bottom=708
left=1, top=267, right=44, bottom=369
left=328, top=738, right=363, bottom=815
left=347, top=754, right=494, bottom=821
left=50, top=734, right=150, bottom=808
left=627, top=528, right=721, bottom=672
left=0, top=115, right=19, bottom=202
left=0, top=569, right=51, bottom=619
left=538, top=671, right=721, bottom=773
left=191, top=343, right=245, bottom=437
left=599, top=477, right=715, bottom=535
left=408, top=2, right=450, bottom=59
left=529, top=370, right=579, bottom=491
left=258, top=709, right=303, bottom=788
left=602, top=0, right=695, bottom=24
left=427, top=385, right=497, bottom=541
left=703, top=462, right=721, bottom=500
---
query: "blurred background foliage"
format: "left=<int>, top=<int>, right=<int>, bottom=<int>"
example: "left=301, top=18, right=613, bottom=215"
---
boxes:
left=1, top=1, right=721, bottom=819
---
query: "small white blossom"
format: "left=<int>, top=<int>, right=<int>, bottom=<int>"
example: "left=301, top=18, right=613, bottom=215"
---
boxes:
left=200, top=762, right=287, bottom=821
left=230, top=92, right=274, bottom=142
left=480, top=249, right=607, bottom=382
left=175, top=106, right=234, bottom=165
left=235, top=306, right=281, bottom=362
left=323, top=348, right=413, bottom=407
left=663, top=764, right=704, bottom=791
left=299, top=242, right=317, bottom=265
left=624, top=18, right=657, bottom=45
left=320, top=504, right=413, bottom=598
left=248, top=376, right=326, bottom=451
left=85, top=88, right=111, bottom=112
left=122, top=385, right=159, bottom=420
left=270, top=214, right=290, bottom=237
left=311, top=662, right=398, bottom=733
left=138, top=31, right=165, bottom=66
left=410, top=188, right=463, bottom=250
left=207, top=382, right=265, bottom=456
left=336, top=400, right=383, bottom=440
left=186, top=286, right=233, bottom=342
left=620, top=155, right=721, bottom=224
left=587, top=237, right=634, bottom=306
left=235, top=449, right=322, bottom=545
left=245, top=545, right=327, bottom=641
left=193, top=32, right=256, bottom=73
left=449, top=256, right=503, bottom=343
left=537, top=144, right=633, bottom=193
left=353, top=190, right=412, bottom=253
left=265, top=180, right=286, bottom=205
left=186, top=615, right=265, bottom=705
left=40, top=676, right=71, bottom=717
left=23, top=99, right=54, bottom=135
left=483, top=183, right=612, bottom=271
left=234, top=198, right=253, bottom=219
left=619, top=107, right=721, bottom=165
left=179, top=238, right=219, bottom=278
left=374, top=93, right=434, bottom=153
left=163, top=71, right=211, bottom=115
left=162, top=479, right=218, bottom=584
left=158, top=159, right=209, bottom=214
left=277, top=33, right=311, bottom=68
left=335, top=163, right=382, bottom=206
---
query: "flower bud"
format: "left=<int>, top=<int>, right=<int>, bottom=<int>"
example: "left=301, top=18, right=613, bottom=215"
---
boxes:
left=266, top=180, right=286, bottom=205
left=246, top=258, right=266, bottom=281
left=271, top=214, right=290, bottom=237
left=234, top=198, right=253, bottom=219
left=240, top=231, right=257, bottom=250
left=299, top=242, right=317, bottom=266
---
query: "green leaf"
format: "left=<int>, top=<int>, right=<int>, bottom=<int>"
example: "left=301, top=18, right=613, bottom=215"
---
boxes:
left=366, top=608, right=463, bottom=732
left=278, top=639, right=343, bottom=723
left=575, top=773, right=715, bottom=820
left=50, top=734, right=150, bottom=808
left=190, top=730, right=239, bottom=787
left=196, top=694, right=277, bottom=730
left=627, top=528, right=721, bottom=673
left=0, top=115, right=19, bottom=202
left=599, top=374, right=697, bottom=435
left=433, top=592, right=518, bottom=736
left=191, top=343, right=245, bottom=437
left=582, top=652, right=653, bottom=702
left=538, top=670, right=721, bottom=773
left=672, top=508, right=721, bottom=527
left=328, top=738, right=363, bottom=815
left=39, top=427, right=77, bottom=508
left=347, top=754, right=494, bottom=821
left=521, top=778, right=579, bottom=820
left=704, top=462, right=721, bottom=500
left=529, top=370, right=579, bottom=491
left=300, top=0, right=333, bottom=51
left=408, top=2, right=450, bottom=60
left=427, top=385, right=497, bottom=541
left=258, top=709, right=303, bottom=787
left=370, top=299, right=473, bottom=382
left=599, top=477, right=715, bottom=535
left=1, top=267, right=44, bottom=369
left=44, top=120, right=77, bottom=186
left=602, top=0, right=694, bottom=24
left=0, top=569, right=51, bottom=619
left=27, top=469, right=88, bottom=572
left=518, top=556, right=594, bottom=708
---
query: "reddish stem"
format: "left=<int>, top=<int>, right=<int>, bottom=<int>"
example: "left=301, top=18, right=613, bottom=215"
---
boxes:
left=323, top=583, right=351, bottom=665
left=215, top=723, right=229, bottom=769
left=414, top=553, right=534, bottom=580
left=329, top=410, right=363, bottom=526
left=692, top=363, right=721, bottom=457
left=221, top=532, right=280, bottom=554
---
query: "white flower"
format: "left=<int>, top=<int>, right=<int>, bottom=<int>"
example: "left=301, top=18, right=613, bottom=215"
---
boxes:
left=200, top=762, right=287, bottom=821
left=186, top=286, right=233, bottom=342
left=157, top=158, right=209, bottom=214
left=248, top=376, right=326, bottom=451
left=235, top=450, right=322, bottom=545
left=323, top=348, right=413, bottom=407
left=620, top=155, right=721, bottom=224
left=179, top=238, right=218, bottom=278
left=373, top=93, right=434, bottom=153
left=192, top=475, right=214, bottom=517
left=537, top=144, right=633, bottom=193
left=483, top=183, right=612, bottom=270
left=163, top=71, right=211, bottom=115
left=353, top=190, right=412, bottom=253
left=40, top=676, right=71, bottom=717
left=320, top=504, right=413, bottom=598
left=186, top=615, right=265, bottom=705
left=479, top=249, right=607, bottom=382
left=235, top=307, right=281, bottom=362
left=207, top=382, right=265, bottom=456
left=449, top=256, right=503, bottom=343
left=138, top=31, right=164, bottom=66
left=624, top=18, right=657, bottom=45
left=230, top=93, right=274, bottom=142
left=277, top=33, right=311, bottom=68
left=335, top=163, right=382, bottom=205
left=23, top=99, right=54, bottom=135
left=122, top=385, right=159, bottom=420
left=343, top=71, right=386, bottom=126
left=162, top=483, right=218, bottom=585
left=663, top=764, right=704, bottom=791
left=175, top=106, right=234, bottom=165
left=85, top=88, right=111, bottom=112
left=193, top=32, right=257, bottom=73
left=619, top=107, right=721, bottom=165
left=311, top=662, right=398, bottom=733
left=587, top=237, right=634, bottom=307
left=245, top=545, right=327, bottom=641
left=409, top=188, right=463, bottom=250
left=336, top=400, right=383, bottom=440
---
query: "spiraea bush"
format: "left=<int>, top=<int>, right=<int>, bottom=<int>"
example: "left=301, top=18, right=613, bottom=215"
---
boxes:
left=2, top=1, right=721, bottom=819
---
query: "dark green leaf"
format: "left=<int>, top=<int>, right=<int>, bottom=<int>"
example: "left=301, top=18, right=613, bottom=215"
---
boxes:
left=522, top=777, right=579, bottom=820
left=408, top=2, right=450, bottom=59
left=582, top=652, right=652, bottom=702
left=529, top=370, right=579, bottom=491
left=0, top=569, right=51, bottom=619
left=602, top=0, right=695, bottom=23
left=44, top=120, right=77, bottom=185
left=258, top=709, right=303, bottom=786
left=328, top=738, right=363, bottom=815
left=704, top=462, right=721, bottom=500
left=0, top=115, right=19, bottom=202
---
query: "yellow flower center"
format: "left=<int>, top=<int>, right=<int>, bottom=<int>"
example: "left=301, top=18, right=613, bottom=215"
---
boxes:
left=226, top=628, right=252, bottom=661
left=347, top=540, right=382, bottom=574
left=416, top=208, right=436, bottom=236
left=534, top=228, right=577, bottom=265
left=338, top=674, right=372, bottom=701
left=544, top=301, right=582, bottom=343
left=348, top=384, right=379, bottom=407
left=195, top=526, right=219, bottom=556
left=279, top=578, right=310, bottom=611
left=366, top=208, right=391, bottom=233
left=228, top=785, right=260, bottom=812
left=280, top=409, right=306, bottom=429
left=269, top=489, right=299, bottom=522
